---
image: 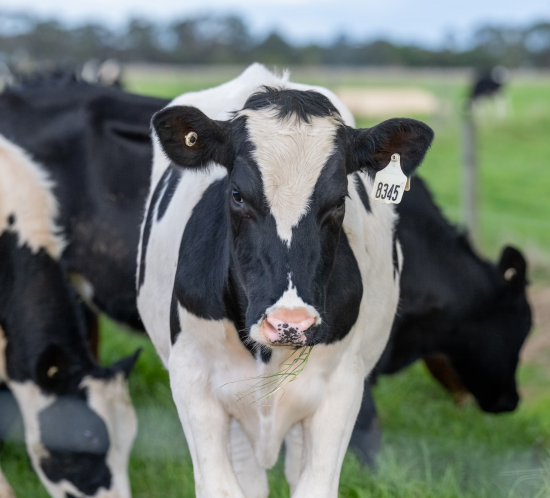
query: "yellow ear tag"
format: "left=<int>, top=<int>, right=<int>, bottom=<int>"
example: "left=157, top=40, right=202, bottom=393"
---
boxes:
left=371, top=153, right=407, bottom=205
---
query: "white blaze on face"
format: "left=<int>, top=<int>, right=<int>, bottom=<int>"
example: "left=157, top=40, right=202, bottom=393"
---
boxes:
left=81, top=374, right=137, bottom=498
left=241, top=109, right=339, bottom=246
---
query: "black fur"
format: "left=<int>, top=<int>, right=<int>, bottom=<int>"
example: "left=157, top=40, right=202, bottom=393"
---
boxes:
left=157, top=167, right=182, bottom=221
left=0, top=79, right=169, bottom=329
left=170, top=292, right=182, bottom=344
left=342, top=118, right=434, bottom=177
left=138, top=167, right=172, bottom=289
left=0, top=229, right=137, bottom=495
left=242, top=87, right=341, bottom=123
left=376, top=176, right=531, bottom=413
left=353, top=173, right=371, bottom=213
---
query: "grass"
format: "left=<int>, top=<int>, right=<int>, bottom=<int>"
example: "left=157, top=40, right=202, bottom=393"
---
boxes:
left=1, top=67, right=549, bottom=496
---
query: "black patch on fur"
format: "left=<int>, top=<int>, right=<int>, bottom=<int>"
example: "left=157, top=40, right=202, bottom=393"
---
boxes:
left=39, top=395, right=111, bottom=495
left=242, top=86, right=341, bottom=124
left=372, top=175, right=532, bottom=414
left=138, top=167, right=172, bottom=289
left=353, top=173, right=371, bottom=213
left=259, top=348, right=272, bottom=363
left=157, top=166, right=182, bottom=221
left=343, top=118, right=434, bottom=177
left=174, top=178, right=229, bottom=320
left=392, top=230, right=399, bottom=279
left=7, top=214, right=15, bottom=226
left=152, top=106, right=232, bottom=169
left=170, top=291, right=181, bottom=345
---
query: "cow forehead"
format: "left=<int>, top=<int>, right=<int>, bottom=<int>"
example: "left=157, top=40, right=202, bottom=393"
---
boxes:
left=241, top=108, right=339, bottom=246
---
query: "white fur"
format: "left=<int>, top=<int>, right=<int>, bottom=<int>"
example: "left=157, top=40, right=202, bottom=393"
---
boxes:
left=8, top=378, right=136, bottom=498
left=241, top=109, right=339, bottom=245
left=0, top=134, right=65, bottom=259
left=81, top=375, right=137, bottom=498
left=138, top=64, right=399, bottom=498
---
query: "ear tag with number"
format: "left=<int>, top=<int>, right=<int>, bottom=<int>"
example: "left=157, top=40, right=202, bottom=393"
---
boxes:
left=371, top=153, right=407, bottom=204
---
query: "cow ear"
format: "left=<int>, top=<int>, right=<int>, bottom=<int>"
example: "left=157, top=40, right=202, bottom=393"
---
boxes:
left=152, top=105, right=232, bottom=169
left=35, top=344, right=71, bottom=393
left=111, top=348, right=141, bottom=379
left=498, top=246, right=528, bottom=288
left=345, top=118, right=434, bottom=176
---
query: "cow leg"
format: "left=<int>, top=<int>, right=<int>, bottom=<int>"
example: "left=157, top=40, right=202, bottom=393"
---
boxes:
left=168, top=337, right=247, bottom=498
left=348, top=381, right=381, bottom=467
left=292, top=360, right=364, bottom=498
left=284, top=422, right=304, bottom=495
left=0, top=465, right=15, bottom=498
left=229, top=419, right=269, bottom=498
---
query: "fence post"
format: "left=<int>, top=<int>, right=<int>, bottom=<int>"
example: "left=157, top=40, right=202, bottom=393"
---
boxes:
left=461, top=104, right=478, bottom=247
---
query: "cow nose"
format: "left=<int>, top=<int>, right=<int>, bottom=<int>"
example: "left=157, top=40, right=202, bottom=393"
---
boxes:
left=263, top=307, right=316, bottom=346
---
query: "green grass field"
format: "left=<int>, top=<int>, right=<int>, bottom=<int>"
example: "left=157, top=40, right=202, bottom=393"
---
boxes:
left=1, top=67, right=549, bottom=497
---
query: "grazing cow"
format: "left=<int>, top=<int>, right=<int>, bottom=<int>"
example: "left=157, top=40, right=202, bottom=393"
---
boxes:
left=375, top=175, right=532, bottom=412
left=137, top=64, right=433, bottom=497
left=349, top=175, right=532, bottom=463
left=0, top=134, right=139, bottom=498
left=0, top=74, right=169, bottom=338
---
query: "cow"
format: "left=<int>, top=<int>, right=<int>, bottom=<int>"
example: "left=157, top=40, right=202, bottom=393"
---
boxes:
left=136, top=63, right=434, bottom=497
left=0, top=73, right=169, bottom=346
left=0, top=134, right=140, bottom=498
left=375, top=175, right=532, bottom=412
left=349, top=175, right=532, bottom=464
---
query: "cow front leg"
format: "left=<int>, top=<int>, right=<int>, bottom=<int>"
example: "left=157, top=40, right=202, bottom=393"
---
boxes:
left=0, top=465, right=15, bottom=498
left=169, top=339, right=246, bottom=498
left=284, top=422, right=304, bottom=495
left=229, top=419, right=269, bottom=498
left=292, top=361, right=364, bottom=498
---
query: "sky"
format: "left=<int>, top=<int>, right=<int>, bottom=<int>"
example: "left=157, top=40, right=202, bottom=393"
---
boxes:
left=2, top=0, right=550, bottom=47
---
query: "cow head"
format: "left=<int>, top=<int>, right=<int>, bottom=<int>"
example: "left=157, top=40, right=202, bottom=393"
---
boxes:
left=154, top=87, right=433, bottom=349
left=448, top=246, right=532, bottom=413
left=10, top=347, right=140, bottom=498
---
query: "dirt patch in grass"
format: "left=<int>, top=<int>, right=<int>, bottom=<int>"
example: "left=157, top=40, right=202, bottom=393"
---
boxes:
left=336, top=87, right=440, bottom=117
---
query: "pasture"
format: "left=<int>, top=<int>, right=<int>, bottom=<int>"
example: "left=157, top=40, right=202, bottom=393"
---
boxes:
left=1, top=66, right=549, bottom=497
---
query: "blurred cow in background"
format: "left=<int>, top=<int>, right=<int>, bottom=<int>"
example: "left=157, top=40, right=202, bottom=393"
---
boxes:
left=0, top=135, right=140, bottom=497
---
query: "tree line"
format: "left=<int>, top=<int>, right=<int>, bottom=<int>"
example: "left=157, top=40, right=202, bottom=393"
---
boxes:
left=1, top=12, right=550, bottom=68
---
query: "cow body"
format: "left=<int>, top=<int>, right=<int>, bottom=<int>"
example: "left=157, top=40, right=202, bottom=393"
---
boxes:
left=0, top=75, right=168, bottom=331
left=0, top=134, right=139, bottom=498
left=375, top=175, right=531, bottom=412
left=137, top=64, right=433, bottom=497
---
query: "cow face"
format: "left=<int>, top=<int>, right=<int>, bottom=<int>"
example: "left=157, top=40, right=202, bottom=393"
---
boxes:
left=449, top=247, right=532, bottom=413
left=10, top=347, right=139, bottom=498
left=154, top=88, right=433, bottom=348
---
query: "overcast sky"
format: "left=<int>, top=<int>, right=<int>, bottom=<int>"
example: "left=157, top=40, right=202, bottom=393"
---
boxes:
left=2, top=0, right=550, bottom=46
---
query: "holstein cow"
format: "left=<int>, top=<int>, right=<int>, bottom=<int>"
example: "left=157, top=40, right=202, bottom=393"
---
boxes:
left=0, top=73, right=169, bottom=339
left=137, top=64, right=433, bottom=497
left=0, top=134, right=139, bottom=498
left=374, top=175, right=532, bottom=412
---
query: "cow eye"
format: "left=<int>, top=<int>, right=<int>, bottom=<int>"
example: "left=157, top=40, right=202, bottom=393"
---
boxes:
left=336, top=195, right=346, bottom=208
left=232, top=189, right=244, bottom=206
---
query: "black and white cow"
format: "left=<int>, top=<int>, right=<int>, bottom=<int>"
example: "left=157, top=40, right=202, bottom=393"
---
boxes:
left=0, top=134, right=139, bottom=498
left=137, top=64, right=433, bottom=497
left=0, top=74, right=168, bottom=338
left=374, top=175, right=532, bottom=412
